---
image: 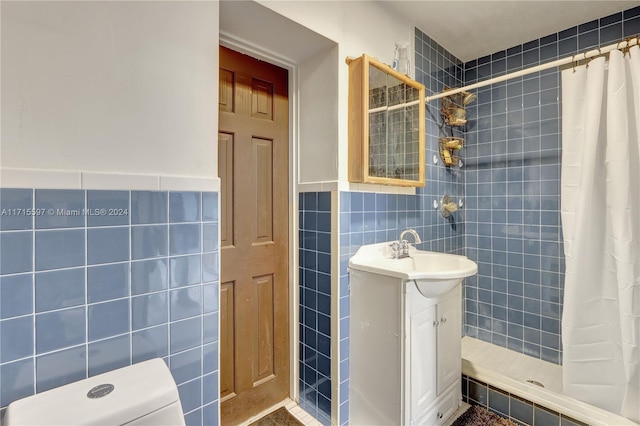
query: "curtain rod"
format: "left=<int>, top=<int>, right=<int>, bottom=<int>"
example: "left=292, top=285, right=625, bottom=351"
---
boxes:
left=425, top=36, right=639, bottom=102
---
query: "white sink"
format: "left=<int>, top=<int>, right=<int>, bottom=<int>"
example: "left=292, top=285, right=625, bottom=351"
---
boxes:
left=348, top=242, right=478, bottom=297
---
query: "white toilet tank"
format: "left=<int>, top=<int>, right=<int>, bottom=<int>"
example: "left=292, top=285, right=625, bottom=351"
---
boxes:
left=4, top=358, right=185, bottom=426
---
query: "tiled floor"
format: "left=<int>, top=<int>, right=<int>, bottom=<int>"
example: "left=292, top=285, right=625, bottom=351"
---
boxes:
left=239, top=399, right=323, bottom=426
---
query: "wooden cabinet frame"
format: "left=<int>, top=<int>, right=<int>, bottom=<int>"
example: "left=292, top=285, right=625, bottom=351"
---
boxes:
left=347, top=54, right=426, bottom=187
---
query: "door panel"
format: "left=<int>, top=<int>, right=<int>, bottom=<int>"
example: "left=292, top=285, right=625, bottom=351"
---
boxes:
left=253, top=274, right=275, bottom=385
left=252, top=78, right=274, bottom=120
left=253, top=137, right=274, bottom=244
left=218, top=46, right=289, bottom=425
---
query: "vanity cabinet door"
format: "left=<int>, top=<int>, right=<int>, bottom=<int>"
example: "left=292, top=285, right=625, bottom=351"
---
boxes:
left=410, top=304, right=437, bottom=420
left=436, top=292, right=462, bottom=394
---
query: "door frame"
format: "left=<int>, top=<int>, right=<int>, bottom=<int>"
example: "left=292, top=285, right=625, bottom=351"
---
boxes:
left=218, top=34, right=300, bottom=403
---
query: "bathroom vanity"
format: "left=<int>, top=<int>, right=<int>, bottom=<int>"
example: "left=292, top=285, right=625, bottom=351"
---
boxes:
left=348, top=242, right=477, bottom=425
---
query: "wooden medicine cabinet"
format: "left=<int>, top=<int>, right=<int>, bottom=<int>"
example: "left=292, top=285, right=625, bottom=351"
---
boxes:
left=347, top=54, right=425, bottom=187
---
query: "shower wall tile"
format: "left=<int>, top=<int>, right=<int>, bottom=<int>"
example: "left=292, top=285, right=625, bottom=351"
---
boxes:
left=461, top=7, right=640, bottom=364
left=0, top=189, right=219, bottom=425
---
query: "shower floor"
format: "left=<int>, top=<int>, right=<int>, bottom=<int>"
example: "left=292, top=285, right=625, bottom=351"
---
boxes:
left=462, top=336, right=563, bottom=393
left=461, top=337, right=638, bottom=426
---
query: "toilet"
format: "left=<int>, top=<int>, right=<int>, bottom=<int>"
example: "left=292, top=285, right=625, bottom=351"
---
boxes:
left=4, top=358, right=185, bottom=425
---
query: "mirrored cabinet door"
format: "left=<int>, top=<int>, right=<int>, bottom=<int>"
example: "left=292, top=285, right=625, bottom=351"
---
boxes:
left=348, top=54, right=425, bottom=187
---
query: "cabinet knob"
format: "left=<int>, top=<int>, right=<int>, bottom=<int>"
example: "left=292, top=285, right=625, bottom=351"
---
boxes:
left=433, top=320, right=439, bottom=327
left=440, top=317, right=447, bottom=324
left=437, top=412, right=443, bottom=419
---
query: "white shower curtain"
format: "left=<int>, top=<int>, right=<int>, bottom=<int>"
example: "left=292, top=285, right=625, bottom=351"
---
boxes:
left=561, top=46, right=640, bottom=422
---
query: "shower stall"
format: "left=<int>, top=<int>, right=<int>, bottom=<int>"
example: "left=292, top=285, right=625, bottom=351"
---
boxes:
left=441, top=35, right=640, bottom=424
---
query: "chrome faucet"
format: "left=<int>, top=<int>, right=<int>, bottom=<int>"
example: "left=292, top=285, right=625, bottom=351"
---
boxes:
left=390, top=228, right=422, bottom=259
left=400, top=228, right=421, bottom=244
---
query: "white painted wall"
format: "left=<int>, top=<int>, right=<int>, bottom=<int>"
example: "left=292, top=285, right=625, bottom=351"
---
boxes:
left=1, top=1, right=219, bottom=185
left=298, top=46, right=340, bottom=184
left=257, top=0, right=413, bottom=184
left=1, top=0, right=412, bottom=189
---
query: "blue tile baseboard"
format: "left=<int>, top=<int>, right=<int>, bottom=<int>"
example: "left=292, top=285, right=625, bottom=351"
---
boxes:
left=461, top=375, right=589, bottom=426
left=0, top=189, right=219, bottom=425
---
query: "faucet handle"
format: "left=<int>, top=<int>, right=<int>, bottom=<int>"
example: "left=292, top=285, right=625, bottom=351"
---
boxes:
left=399, top=240, right=410, bottom=256
left=389, top=241, right=400, bottom=258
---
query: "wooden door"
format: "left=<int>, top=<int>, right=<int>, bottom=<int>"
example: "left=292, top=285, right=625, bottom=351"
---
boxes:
left=218, top=46, right=289, bottom=425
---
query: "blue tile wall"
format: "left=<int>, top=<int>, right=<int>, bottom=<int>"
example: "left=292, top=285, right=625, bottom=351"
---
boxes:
left=462, top=5, right=640, bottom=364
left=298, top=191, right=332, bottom=426
left=461, top=375, right=589, bottom=426
left=286, top=7, right=638, bottom=423
left=0, top=189, right=219, bottom=425
left=331, top=31, right=469, bottom=426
